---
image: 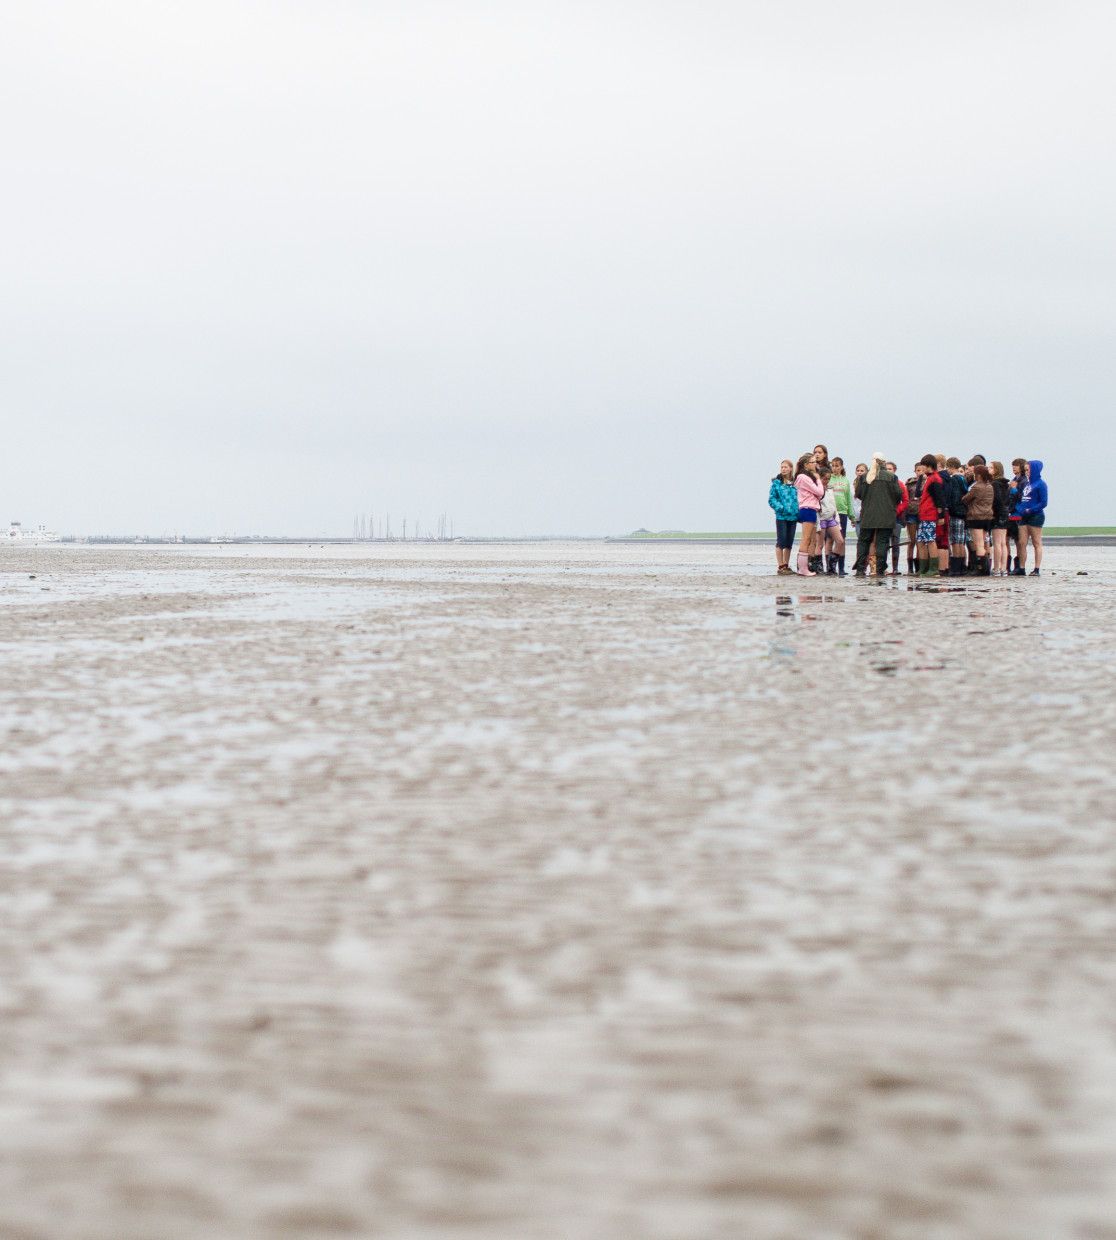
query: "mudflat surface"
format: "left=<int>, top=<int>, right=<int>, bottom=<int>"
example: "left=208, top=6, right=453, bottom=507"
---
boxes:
left=2, top=542, right=1115, bottom=1240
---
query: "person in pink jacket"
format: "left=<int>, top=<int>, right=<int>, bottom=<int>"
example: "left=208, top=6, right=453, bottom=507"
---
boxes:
left=794, top=452, right=825, bottom=575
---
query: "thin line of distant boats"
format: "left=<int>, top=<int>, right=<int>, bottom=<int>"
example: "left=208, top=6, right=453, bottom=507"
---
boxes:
left=5, top=521, right=60, bottom=544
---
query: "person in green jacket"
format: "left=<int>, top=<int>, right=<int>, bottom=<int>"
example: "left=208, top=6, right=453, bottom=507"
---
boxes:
left=852, top=452, right=902, bottom=576
left=828, top=457, right=855, bottom=542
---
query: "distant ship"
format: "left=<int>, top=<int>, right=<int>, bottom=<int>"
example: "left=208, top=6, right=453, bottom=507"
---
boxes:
left=5, top=521, right=61, bottom=544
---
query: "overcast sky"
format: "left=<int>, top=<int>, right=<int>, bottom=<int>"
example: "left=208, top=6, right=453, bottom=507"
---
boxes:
left=3, top=2, right=1113, bottom=535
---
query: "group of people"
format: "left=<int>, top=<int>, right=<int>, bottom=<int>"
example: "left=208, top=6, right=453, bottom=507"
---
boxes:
left=768, top=446, right=1049, bottom=578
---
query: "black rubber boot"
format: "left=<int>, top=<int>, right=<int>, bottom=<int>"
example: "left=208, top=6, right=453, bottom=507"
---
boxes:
left=837, top=556, right=846, bottom=577
left=981, top=555, right=992, bottom=575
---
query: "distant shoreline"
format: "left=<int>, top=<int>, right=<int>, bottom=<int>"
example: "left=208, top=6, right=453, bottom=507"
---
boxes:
left=7, top=532, right=1115, bottom=549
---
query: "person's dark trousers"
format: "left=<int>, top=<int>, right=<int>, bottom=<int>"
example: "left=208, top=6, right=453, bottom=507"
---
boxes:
left=873, top=527, right=892, bottom=574
left=854, top=527, right=892, bottom=574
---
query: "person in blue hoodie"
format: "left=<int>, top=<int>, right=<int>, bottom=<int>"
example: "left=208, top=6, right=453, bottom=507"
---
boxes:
left=768, top=458, right=799, bottom=574
left=1015, top=459, right=1048, bottom=576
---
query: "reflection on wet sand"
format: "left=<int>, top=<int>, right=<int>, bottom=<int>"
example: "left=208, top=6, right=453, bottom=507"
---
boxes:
left=1, top=541, right=1114, bottom=1240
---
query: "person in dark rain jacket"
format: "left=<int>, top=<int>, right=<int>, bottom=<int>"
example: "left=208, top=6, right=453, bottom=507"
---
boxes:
left=852, top=452, right=902, bottom=577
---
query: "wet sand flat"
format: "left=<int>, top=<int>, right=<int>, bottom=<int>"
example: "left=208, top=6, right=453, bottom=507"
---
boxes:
left=2, top=542, right=1115, bottom=1240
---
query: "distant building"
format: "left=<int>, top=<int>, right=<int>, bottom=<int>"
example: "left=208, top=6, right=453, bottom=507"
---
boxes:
left=5, top=521, right=61, bottom=543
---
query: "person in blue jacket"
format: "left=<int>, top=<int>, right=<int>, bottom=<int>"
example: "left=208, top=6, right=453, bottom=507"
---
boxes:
left=768, top=458, right=799, bottom=575
left=1015, top=459, right=1048, bottom=576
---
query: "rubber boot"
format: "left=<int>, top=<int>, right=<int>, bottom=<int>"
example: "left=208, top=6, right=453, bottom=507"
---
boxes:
left=837, top=555, right=846, bottom=577
left=811, top=555, right=824, bottom=575
left=827, top=556, right=838, bottom=575
left=797, top=552, right=816, bottom=576
left=926, top=559, right=939, bottom=577
left=981, top=555, right=992, bottom=576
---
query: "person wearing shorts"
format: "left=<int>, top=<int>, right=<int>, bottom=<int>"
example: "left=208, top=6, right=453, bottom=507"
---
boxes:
left=817, top=467, right=845, bottom=575
left=916, top=455, right=948, bottom=576
left=794, top=453, right=825, bottom=575
left=944, top=457, right=969, bottom=576
left=961, top=464, right=994, bottom=574
left=1015, top=459, right=1048, bottom=575
left=1008, top=457, right=1027, bottom=572
left=905, top=463, right=925, bottom=574
left=990, top=460, right=1011, bottom=575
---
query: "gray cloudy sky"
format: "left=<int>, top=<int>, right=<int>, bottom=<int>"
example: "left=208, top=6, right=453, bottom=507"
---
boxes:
left=3, top=2, right=1113, bottom=534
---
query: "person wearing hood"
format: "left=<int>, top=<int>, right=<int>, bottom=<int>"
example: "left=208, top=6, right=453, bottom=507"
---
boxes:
left=852, top=452, right=902, bottom=577
left=1015, top=459, right=1048, bottom=575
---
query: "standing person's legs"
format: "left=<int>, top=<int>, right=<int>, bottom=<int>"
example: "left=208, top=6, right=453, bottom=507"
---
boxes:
left=853, top=525, right=874, bottom=574
left=796, top=511, right=816, bottom=574
left=830, top=523, right=845, bottom=570
left=874, top=526, right=892, bottom=575
left=949, top=517, right=966, bottom=576
left=890, top=523, right=902, bottom=572
left=916, top=522, right=935, bottom=574
left=1015, top=526, right=1028, bottom=573
left=1010, top=522, right=1024, bottom=572
left=992, top=526, right=1007, bottom=574
left=775, top=519, right=793, bottom=570
left=1029, top=525, right=1044, bottom=571
left=937, top=518, right=950, bottom=573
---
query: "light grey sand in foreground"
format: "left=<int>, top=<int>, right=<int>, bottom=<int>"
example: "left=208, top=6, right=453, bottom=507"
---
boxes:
left=2, top=543, right=1116, bottom=1240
